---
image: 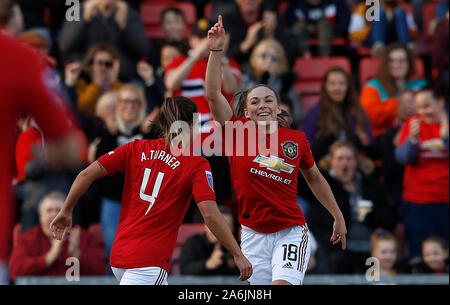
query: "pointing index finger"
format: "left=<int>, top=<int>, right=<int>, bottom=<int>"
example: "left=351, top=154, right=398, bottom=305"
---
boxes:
left=218, top=15, right=223, bottom=27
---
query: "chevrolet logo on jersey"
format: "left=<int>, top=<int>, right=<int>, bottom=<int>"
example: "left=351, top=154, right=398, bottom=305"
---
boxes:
left=253, top=155, right=295, bottom=174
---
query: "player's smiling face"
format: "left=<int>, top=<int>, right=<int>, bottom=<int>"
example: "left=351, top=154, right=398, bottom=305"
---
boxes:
left=244, top=86, right=281, bottom=124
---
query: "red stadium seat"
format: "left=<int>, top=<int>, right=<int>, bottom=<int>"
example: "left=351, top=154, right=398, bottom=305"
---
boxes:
left=293, top=57, right=351, bottom=113
left=140, top=1, right=196, bottom=40
left=176, top=223, right=205, bottom=246
left=88, top=223, right=105, bottom=248
left=359, top=56, right=425, bottom=88
left=309, top=37, right=348, bottom=46
left=170, top=246, right=183, bottom=275
left=169, top=223, right=205, bottom=275
left=13, top=223, right=22, bottom=247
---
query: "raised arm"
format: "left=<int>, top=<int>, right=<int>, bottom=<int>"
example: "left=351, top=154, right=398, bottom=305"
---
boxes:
left=205, top=15, right=234, bottom=125
left=50, top=161, right=108, bottom=240
left=165, top=38, right=210, bottom=92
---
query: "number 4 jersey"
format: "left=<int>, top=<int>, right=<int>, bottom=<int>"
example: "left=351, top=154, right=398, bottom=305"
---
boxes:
left=97, top=138, right=216, bottom=271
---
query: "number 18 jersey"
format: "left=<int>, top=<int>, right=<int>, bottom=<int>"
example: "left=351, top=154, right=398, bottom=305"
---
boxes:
left=97, top=138, right=216, bottom=271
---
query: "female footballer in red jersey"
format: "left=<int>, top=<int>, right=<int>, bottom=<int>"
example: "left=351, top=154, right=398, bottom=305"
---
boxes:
left=205, top=16, right=347, bottom=285
left=50, top=96, right=252, bottom=285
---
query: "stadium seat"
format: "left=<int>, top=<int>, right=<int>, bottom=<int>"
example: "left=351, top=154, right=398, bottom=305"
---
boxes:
left=309, top=37, right=348, bottom=47
left=293, top=57, right=351, bottom=113
left=88, top=223, right=105, bottom=248
left=12, top=223, right=22, bottom=247
left=140, top=1, right=196, bottom=40
left=359, top=56, right=425, bottom=88
left=169, top=223, right=205, bottom=275
left=176, top=223, right=205, bottom=246
left=170, top=246, right=183, bottom=275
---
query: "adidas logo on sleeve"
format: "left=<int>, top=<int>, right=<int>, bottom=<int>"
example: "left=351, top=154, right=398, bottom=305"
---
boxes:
left=282, top=262, right=294, bottom=269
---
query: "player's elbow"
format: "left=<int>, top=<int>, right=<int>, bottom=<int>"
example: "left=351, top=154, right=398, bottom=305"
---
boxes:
left=198, top=200, right=220, bottom=223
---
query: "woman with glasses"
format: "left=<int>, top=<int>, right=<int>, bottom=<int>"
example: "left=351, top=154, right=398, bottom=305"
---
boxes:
left=64, top=43, right=123, bottom=118
left=360, top=42, right=426, bottom=139
left=241, top=38, right=304, bottom=129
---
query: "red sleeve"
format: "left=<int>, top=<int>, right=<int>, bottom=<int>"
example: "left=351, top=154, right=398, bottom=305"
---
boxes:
left=8, top=231, right=48, bottom=282
left=78, top=229, right=106, bottom=275
left=96, top=141, right=131, bottom=176
left=165, top=55, right=187, bottom=74
left=192, top=158, right=216, bottom=204
left=397, top=117, right=412, bottom=146
left=299, top=132, right=315, bottom=169
left=18, top=53, right=71, bottom=140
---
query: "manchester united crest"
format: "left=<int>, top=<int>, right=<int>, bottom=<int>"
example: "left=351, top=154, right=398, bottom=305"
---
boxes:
left=282, top=141, right=298, bottom=159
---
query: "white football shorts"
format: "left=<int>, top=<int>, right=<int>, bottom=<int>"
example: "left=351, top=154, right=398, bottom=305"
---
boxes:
left=241, top=224, right=311, bottom=285
left=111, top=266, right=168, bottom=285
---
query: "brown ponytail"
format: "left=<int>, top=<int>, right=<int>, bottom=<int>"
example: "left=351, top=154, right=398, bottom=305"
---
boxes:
left=158, top=96, right=198, bottom=145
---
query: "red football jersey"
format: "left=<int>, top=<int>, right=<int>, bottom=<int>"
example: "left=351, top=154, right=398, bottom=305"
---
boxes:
left=97, top=138, right=216, bottom=271
left=397, top=116, right=449, bottom=203
left=0, top=34, right=71, bottom=261
left=224, top=116, right=315, bottom=233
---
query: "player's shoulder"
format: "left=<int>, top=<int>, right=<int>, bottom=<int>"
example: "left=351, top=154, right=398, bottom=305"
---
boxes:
left=0, top=35, right=39, bottom=65
left=281, top=126, right=307, bottom=142
left=182, top=153, right=209, bottom=165
left=130, top=137, right=165, bottom=148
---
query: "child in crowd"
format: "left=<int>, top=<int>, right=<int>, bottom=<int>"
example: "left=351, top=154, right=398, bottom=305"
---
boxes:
left=370, top=228, right=404, bottom=276
left=412, top=235, right=449, bottom=274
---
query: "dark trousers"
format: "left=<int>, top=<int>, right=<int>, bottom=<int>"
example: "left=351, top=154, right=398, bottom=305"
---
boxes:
left=400, top=201, right=449, bottom=261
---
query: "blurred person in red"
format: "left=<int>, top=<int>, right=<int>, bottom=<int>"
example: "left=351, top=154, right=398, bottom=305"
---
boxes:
left=8, top=192, right=106, bottom=283
left=395, top=85, right=449, bottom=262
left=14, top=112, right=89, bottom=232
left=0, top=32, right=78, bottom=284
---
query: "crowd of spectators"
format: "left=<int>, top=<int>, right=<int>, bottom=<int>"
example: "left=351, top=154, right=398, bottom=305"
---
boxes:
left=1, top=0, right=448, bottom=283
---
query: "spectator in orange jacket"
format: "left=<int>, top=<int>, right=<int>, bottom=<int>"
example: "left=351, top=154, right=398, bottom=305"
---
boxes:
left=360, top=42, right=426, bottom=138
left=8, top=192, right=106, bottom=282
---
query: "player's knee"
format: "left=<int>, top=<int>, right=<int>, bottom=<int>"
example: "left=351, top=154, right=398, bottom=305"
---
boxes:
left=272, top=280, right=292, bottom=285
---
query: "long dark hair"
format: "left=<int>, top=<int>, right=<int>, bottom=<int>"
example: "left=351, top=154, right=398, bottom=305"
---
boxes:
left=157, top=96, right=198, bottom=145
left=233, top=84, right=290, bottom=127
left=317, top=67, right=367, bottom=138
left=377, top=42, right=415, bottom=98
